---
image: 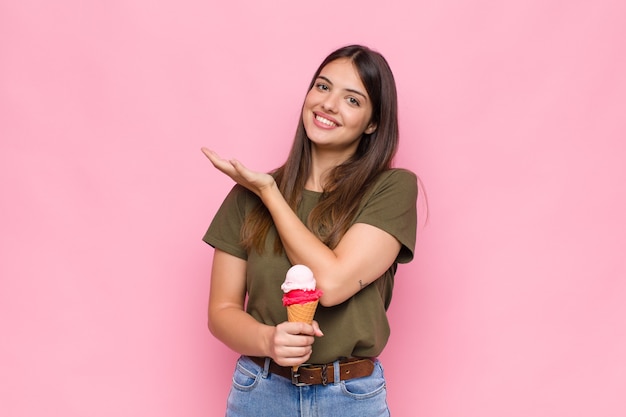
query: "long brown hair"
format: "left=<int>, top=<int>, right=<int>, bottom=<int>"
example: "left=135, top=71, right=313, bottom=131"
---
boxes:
left=242, top=45, right=399, bottom=252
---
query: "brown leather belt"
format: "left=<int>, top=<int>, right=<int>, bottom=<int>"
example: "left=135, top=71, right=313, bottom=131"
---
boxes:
left=249, top=356, right=375, bottom=386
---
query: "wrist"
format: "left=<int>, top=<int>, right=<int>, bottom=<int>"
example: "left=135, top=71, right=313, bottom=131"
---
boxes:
left=258, top=179, right=280, bottom=203
left=258, top=323, right=276, bottom=358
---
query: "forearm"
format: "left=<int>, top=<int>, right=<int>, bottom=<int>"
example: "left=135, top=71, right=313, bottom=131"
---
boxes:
left=208, top=306, right=274, bottom=358
left=259, top=184, right=357, bottom=306
left=208, top=249, right=320, bottom=365
left=208, top=249, right=274, bottom=357
left=260, top=183, right=338, bottom=271
left=259, top=182, right=402, bottom=306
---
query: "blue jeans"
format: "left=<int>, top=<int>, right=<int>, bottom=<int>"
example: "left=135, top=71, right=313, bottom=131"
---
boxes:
left=225, top=356, right=390, bottom=417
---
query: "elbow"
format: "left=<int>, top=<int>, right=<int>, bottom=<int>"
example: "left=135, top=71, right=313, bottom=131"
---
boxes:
left=318, top=291, right=350, bottom=308
left=319, top=298, right=338, bottom=308
left=317, top=277, right=363, bottom=307
left=207, top=311, right=219, bottom=337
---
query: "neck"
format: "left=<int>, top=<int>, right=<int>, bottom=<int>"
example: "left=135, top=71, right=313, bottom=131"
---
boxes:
left=305, top=147, right=352, bottom=192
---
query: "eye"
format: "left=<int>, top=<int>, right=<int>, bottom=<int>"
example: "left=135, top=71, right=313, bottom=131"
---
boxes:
left=316, top=83, right=329, bottom=91
left=347, top=97, right=360, bottom=106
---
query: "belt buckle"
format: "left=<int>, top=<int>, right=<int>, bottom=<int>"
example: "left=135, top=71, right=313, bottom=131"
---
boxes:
left=291, top=366, right=311, bottom=386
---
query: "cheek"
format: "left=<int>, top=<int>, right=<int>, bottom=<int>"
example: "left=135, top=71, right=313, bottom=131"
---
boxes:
left=302, top=90, right=318, bottom=109
left=360, top=109, right=375, bottom=130
left=346, top=110, right=373, bottom=131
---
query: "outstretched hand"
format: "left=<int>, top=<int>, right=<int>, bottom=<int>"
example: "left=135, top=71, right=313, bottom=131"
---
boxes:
left=201, top=147, right=276, bottom=197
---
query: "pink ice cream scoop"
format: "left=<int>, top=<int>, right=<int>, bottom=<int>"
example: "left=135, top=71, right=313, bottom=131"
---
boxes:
left=281, top=265, right=323, bottom=307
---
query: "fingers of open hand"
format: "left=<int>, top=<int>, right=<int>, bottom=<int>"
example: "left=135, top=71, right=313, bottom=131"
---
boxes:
left=201, top=147, right=274, bottom=196
left=229, top=160, right=273, bottom=190
left=201, top=148, right=237, bottom=175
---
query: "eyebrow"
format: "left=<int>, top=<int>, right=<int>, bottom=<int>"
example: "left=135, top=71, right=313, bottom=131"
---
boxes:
left=317, top=76, right=368, bottom=101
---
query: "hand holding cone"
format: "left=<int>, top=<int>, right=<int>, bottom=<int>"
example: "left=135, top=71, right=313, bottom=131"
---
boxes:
left=281, top=265, right=323, bottom=372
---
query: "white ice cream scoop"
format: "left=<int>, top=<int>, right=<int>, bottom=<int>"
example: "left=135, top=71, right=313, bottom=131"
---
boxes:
left=281, top=265, right=316, bottom=292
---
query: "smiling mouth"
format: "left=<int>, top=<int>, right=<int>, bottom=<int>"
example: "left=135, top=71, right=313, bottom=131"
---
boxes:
left=315, top=114, right=337, bottom=127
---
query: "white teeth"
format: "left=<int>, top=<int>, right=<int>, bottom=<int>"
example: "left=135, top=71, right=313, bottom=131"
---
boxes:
left=316, top=115, right=336, bottom=127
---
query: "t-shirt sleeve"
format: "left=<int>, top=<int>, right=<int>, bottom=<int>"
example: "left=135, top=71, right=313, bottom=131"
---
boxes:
left=202, top=185, right=254, bottom=260
left=353, top=169, right=418, bottom=264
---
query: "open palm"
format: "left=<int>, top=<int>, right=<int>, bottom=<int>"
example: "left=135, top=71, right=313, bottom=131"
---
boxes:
left=201, top=147, right=275, bottom=197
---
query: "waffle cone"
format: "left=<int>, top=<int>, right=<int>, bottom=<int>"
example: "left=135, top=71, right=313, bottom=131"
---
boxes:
left=286, top=300, right=319, bottom=324
left=286, top=300, right=319, bottom=372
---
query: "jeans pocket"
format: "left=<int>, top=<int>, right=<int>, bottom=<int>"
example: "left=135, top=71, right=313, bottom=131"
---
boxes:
left=231, top=357, right=262, bottom=392
left=340, top=362, right=387, bottom=399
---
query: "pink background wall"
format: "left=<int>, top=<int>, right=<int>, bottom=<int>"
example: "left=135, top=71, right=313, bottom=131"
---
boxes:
left=2, top=1, right=625, bottom=416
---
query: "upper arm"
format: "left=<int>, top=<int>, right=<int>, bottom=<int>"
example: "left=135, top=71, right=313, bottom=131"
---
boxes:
left=208, top=249, right=247, bottom=322
left=320, top=223, right=401, bottom=305
left=315, top=170, right=417, bottom=306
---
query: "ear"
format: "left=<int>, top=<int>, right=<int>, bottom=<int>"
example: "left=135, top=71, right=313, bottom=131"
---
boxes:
left=364, top=122, right=377, bottom=135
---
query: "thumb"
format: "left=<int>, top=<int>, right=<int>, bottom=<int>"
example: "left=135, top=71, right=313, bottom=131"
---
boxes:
left=311, top=320, right=324, bottom=337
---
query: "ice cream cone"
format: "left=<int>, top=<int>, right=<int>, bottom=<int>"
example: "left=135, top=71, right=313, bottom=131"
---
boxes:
left=281, top=265, right=322, bottom=373
left=286, top=300, right=319, bottom=324
left=286, top=300, right=319, bottom=372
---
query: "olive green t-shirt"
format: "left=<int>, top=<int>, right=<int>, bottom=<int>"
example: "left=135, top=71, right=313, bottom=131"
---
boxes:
left=203, top=168, right=417, bottom=364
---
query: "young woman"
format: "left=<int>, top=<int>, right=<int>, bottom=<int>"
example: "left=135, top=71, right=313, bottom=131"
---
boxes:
left=202, top=44, right=418, bottom=417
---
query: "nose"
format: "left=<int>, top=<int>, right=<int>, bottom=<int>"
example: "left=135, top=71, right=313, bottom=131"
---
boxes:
left=321, top=92, right=339, bottom=113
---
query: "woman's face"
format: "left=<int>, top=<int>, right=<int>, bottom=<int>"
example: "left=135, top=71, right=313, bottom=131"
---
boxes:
left=302, top=58, right=376, bottom=157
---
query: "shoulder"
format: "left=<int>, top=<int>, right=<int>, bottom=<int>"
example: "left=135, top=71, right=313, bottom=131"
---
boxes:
left=210, top=184, right=261, bottom=226
left=222, top=184, right=261, bottom=209
left=203, top=184, right=257, bottom=259
left=354, top=168, right=418, bottom=263
left=369, top=168, right=418, bottom=198
left=378, top=168, right=417, bottom=184
left=357, top=168, right=418, bottom=210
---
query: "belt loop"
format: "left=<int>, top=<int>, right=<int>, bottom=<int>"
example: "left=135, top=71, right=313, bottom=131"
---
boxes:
left=333, top=359, right=341, bottom=385
left=262, top=357, right=271, bottom=378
